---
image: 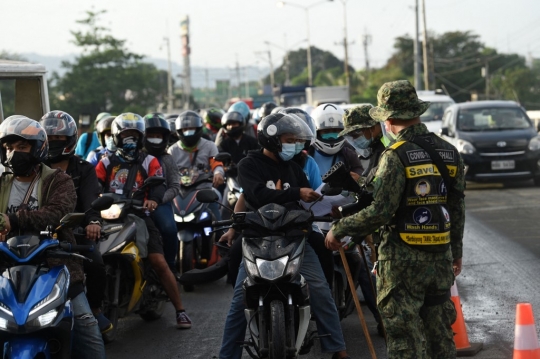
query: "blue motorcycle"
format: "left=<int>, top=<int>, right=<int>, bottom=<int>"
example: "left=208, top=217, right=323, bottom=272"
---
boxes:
left=0, top=210, right=101, bottom=359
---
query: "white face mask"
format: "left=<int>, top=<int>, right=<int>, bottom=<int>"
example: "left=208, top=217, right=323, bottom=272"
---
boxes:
left=147, top=138, right=163, bottom=144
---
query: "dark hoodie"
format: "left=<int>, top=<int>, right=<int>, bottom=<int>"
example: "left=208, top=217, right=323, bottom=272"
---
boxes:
left=237, top=150, right=309, bottom=211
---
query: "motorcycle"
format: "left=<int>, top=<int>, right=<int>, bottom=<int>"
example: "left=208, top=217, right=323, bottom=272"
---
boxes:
left=216, top=153, right=242, bottom=219
left=0, top=210, right=102, bottom=358
left=173, top=164, right=221, bottom=292
left=97, top=176, right=168, bottom=343
left=196, top=184, right=341, bottom=359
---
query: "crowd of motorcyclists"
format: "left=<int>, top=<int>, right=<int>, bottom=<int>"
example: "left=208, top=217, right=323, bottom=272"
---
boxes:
left=0, top=80, right=464, bottom=359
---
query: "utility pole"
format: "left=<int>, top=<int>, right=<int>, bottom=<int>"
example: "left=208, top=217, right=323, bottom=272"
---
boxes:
left=235, top=54, right=241, bottom=98
left=163, top=37, right=174, bottom=113
left=482, top=61, right=489, bottom=100
left=205, top=68, right=209, bottom=108
left=284, top=34, right=290, bottom=86
left=244, top=67, right=249, bottom=98
left=413, top=0, right=422, bottom=90
left=421, top=0, right=429, bottom=90
left=362, top=32, right=371, bottom=74
left=256, top=50, right=275, bottom=93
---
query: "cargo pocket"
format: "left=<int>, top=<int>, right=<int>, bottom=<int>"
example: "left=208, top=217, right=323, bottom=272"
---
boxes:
left=443, top=299, right=457, bottom=326
left=378, top=292, right=412, bottom=352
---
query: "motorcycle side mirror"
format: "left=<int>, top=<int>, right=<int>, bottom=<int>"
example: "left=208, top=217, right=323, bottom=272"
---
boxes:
left=91, top=196, right=115, bottom=211
left=320, top=183, right=342, bottom=196
left=214, top=152, right=232, bottom=165
left=196, top=189, right=219, bottom=203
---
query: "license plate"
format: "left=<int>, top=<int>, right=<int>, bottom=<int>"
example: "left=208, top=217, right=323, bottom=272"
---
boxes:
left=491, top=160, right=515, bottom=170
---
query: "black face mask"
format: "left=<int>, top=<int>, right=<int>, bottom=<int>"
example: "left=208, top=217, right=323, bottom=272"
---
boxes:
left=6, top=151, right=38, bottom=176
left=226, top=126, right=243, bottom=139
left=48, top=140, right=68, bottom=163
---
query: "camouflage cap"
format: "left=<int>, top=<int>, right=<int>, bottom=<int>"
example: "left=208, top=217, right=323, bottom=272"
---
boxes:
left=369, top=80, right=430, bottom=121
left=339, top=104, right=377, bottom=136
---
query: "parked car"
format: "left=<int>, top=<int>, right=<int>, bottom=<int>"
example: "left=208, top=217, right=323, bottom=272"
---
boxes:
left=439, top=101, right=540, bottom=185
left=417, top=90, right=455, bottom=133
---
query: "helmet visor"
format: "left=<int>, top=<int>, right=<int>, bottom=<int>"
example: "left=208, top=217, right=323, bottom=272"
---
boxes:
left=272, top=114, right=314, bottom=142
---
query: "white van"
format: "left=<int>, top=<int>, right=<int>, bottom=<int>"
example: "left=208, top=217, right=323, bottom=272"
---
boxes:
left=416, top=90, right=455, bottom=133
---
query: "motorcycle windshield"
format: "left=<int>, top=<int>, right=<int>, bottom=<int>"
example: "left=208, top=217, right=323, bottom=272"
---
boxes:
left=6, top=236, right=41, bottom=259
left=173, top=190, right=204, bottom=215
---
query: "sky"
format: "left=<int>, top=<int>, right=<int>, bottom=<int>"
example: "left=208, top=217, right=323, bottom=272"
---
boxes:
left=3, top=0, right=540, bottom=87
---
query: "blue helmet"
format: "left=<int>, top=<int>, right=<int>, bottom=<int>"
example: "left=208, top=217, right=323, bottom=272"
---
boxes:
left=228, top=101, right=251, bottom=122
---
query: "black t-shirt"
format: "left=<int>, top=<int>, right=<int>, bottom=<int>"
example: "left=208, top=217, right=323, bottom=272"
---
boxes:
left=218, top=135, right=260, bottom=165
left=237, top=150, right=309, bottom=211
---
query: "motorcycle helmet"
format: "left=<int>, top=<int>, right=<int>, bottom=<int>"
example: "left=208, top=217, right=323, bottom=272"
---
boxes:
left=175, top=110, right=203, bottom=147
left=0, top=116, right=48, bottom=174
left=95, top=115, right=115, bottom=147
left=111, top=113, right=145, bottom=147
left=257, top=102, right=278, bottom=123
left=94, top=112, right=111, bottom=129
left=143, top=112, right=171, bottom=156
left=221, top=111, right=245, bottom=139
left=257, top=113, right=314, bottom=153
left=311, top=103, right=346, bottom=155
left=279, top=107, right=316, bottom=151
left=39, top=110, right=78, bottom=163
left=165, top=114, right=180, bottom=145
left=228, top=101, right=251, bottom=122
left=270, top=106, right=285, bottom=115
left=202, top=108, right=225, bottom=133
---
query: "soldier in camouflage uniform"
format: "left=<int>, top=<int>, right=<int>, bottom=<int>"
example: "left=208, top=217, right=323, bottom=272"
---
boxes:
left=325, top=80, right=465, bottom=359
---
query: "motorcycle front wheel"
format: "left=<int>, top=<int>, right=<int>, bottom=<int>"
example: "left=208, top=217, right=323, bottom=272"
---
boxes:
left=102, top=264, right=120, bottom=344
left=269, top=300, right=286, bottom=359
left=139, top=299, right=165, bottom=321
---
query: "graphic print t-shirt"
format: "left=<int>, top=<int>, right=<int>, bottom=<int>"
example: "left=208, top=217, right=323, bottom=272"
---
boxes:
left=6, top=179, right=40, bottom=213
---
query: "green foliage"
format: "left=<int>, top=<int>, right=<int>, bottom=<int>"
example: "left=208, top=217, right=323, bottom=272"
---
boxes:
left=51, top=10, right=167, bottom=122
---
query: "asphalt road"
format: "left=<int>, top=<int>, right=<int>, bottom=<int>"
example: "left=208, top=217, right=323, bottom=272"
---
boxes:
left=105, top=180, right=540, bottom=359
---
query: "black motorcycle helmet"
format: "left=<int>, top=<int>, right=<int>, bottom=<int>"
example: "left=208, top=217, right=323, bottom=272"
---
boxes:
left=0, top=116, right=49, bottom=174
left=143, top=113, right=171, bottom=156
left=95, top=115, right=115, bottom=148
left=257, top=113, right=314, bottom=153
left=39, top=110, right=78, bottom=163
left=221, top=111, right=245, bottom=139
left=257, top=102, right=278, bottom=122
left=175, top=111, right=203, bottom=147
left=279, top=107, right=316, bottom=151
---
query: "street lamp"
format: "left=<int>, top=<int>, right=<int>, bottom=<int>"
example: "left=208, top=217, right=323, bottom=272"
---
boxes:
left=276, top=0, right=331, bottom=86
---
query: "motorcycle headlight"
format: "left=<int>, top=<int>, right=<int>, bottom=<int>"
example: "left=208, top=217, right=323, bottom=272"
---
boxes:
left=26, top=308, right=60, bottom=328
left=101, top=203, right=124, bottom=220
left=29, top=270, right=67, bottom=317
left=199, top=212, right=209, bottom=221
left=456, top=139, right=476, bottom=155
left=256, top=256, right=288, bottom=281
left=245, top=259, right=259, bottom=278
left=184, top=213, right=196, bottom=222
left=0, top=302, right=16, bottom=332
left=528, top=136, right=540, bottom=151
left=285, top=256, right=301, bottom=277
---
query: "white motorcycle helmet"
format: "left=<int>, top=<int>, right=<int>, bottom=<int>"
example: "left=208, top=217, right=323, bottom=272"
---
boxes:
left=311, top=103, right=346, bottom=155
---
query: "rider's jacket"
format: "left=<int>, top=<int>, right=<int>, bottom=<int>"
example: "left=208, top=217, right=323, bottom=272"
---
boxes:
left=95, top=151, right=165, bottom=203
left=388, top=133, right=459, bottom=252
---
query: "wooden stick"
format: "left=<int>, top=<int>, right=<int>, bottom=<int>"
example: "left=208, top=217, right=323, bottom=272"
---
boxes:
left=339, top=246, right=377, bottom=359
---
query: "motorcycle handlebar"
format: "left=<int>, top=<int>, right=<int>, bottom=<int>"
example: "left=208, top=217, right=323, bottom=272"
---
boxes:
left=59, top=243, right=94, bottom=253
left=212, top=220, right=233, bottom=227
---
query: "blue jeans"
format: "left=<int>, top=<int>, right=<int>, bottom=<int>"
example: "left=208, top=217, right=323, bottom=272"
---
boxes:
left=152, top=202, right=178, bottom=268
left=219, top=242, right=346, bottom=359
left=71, top=292, right=106, bottom=359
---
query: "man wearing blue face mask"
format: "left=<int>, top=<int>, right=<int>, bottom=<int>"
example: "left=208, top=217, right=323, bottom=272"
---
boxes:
left=340, top=104, right=392, bottom=181
left=219, top=112, right=351, bottom=359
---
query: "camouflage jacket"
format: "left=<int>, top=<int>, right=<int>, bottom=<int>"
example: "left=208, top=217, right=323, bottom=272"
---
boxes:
left=332, top=123, right=465, bottom=261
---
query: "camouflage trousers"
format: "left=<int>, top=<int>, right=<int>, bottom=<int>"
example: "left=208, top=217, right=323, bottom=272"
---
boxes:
left=377, top=259, right=457, bottom=359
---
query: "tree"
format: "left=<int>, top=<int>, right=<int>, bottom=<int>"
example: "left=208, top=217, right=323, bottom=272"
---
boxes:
left=52, top=10, right=167, bottom=121
left=266, top=46, right=354, bottom=87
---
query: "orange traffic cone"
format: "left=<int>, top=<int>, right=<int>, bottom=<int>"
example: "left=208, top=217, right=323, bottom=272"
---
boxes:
left=450, top=282, right=483, bottom=356
left=514, top=303, right=540, bottom=359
